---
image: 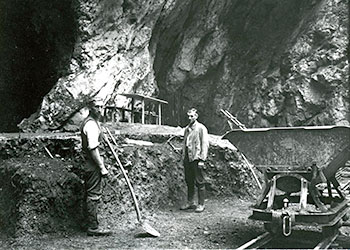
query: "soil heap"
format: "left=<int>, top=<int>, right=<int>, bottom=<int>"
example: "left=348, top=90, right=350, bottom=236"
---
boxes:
left=0, top=123, right=258, bottom=239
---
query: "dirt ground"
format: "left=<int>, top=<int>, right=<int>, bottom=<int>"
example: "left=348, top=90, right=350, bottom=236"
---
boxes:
left=2, top=196, right=350, bottom=249
left=0, top=197, right=257, bottom=249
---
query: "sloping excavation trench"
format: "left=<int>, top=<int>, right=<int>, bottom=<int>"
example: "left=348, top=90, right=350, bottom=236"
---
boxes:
left=0, top=123, right=262, bottom=248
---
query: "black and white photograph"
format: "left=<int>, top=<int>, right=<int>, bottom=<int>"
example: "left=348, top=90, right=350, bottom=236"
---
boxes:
left=0, top=0, right=349, bottom=249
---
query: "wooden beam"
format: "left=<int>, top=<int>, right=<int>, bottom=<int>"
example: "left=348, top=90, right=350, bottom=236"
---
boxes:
left=119, top=93, right=168, bottom=104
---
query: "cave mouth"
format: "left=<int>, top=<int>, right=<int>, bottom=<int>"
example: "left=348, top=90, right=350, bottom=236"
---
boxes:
left=0, top=0, right=79, bottom=132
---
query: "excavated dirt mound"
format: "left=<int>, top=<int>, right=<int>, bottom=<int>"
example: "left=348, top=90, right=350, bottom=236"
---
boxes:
left=1, top=124, right=350, bottom=248
left=0, top=124, right=259, bottom=245
left=0, top=157, right=84, bottom=237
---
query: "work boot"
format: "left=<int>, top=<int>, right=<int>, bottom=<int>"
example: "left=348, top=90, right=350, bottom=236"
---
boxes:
left=180, top=202, right=196, bottom=210
left=195, top=204, right=205, bottom=213
left=86, top=199, right=99, bottom=230
left=87, top=227, right=113, bottom=236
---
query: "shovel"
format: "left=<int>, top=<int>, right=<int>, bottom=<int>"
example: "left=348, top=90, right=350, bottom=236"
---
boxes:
left=102, top=127, right=160, bottom=237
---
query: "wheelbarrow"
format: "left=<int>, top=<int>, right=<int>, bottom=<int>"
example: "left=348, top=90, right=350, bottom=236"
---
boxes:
left=223, top=125, right=350, bottom=239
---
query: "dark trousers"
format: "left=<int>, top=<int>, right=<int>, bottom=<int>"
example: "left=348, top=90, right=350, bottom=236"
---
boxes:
left=84, top=168, right=103, bottom=229
left=184, top=157, right=206, bottom=205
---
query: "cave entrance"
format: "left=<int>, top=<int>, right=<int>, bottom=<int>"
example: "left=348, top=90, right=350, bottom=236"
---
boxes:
left=0, top=0, right=78, bottom=132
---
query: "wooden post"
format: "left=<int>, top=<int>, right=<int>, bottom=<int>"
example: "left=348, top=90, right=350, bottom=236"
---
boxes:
left=102, top=106, right=107, bottom=123
left=141, top=99, right=145, bottom=124
left=109, top=107, right=114, bottom=123
left=131, top=98, right=134, bottom=123
left=158, top=103, right=162, bottom=125
left=327, top=180, right=333, bottom=198
left=121, top=108, right=125, bottom=122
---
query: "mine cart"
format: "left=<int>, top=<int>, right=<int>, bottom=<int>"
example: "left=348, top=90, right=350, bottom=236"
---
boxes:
left=224, top=126, right=350, bottom=243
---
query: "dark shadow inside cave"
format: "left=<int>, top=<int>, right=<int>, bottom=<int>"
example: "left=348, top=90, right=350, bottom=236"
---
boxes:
left=0, top=0, right=78, bottom=132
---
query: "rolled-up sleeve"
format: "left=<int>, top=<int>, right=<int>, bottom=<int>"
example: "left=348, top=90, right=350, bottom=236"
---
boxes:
left=83, top=120, right=100, bottom=150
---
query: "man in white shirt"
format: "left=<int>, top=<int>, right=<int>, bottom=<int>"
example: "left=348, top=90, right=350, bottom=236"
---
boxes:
left=80, top=100, right=111, bottom=236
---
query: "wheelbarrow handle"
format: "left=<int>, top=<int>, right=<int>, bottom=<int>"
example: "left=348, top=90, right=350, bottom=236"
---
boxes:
left=102, top=127, right=142, bottom=223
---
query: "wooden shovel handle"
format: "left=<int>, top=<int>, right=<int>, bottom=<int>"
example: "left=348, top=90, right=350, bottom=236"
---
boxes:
left=102, top=127, right=142, bottom=222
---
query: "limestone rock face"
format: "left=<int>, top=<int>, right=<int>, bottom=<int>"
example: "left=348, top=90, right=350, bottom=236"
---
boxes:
left=17, top=0, right=348, bottom=133
left=153, top=0, right=349, bottom=133
left=19, top=0, right=166, bottom=132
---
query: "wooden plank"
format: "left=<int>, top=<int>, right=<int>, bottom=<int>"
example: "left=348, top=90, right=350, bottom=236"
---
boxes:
left=119, top=93, right=168, bottom=104
left=104, top=106, right=133, bottom=112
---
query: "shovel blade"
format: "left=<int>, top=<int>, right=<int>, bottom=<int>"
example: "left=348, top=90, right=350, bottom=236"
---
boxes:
left=141, top=222, right=160, bottom=237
